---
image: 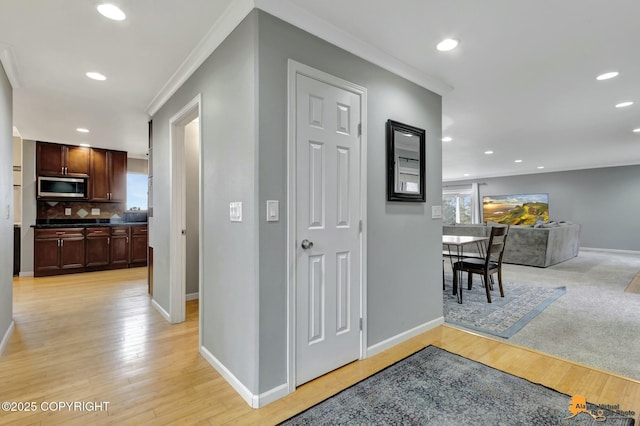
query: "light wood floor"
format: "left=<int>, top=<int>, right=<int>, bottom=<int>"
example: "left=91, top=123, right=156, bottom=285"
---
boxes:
left=2, top=269, right=638, bottom=425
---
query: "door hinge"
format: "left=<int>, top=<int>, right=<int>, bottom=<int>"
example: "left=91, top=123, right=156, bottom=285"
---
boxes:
left=357, top=123, right=362, bottom=137
left=359, top=220, right=363, bottom=233
left=359, top=318, right=363, bottom=331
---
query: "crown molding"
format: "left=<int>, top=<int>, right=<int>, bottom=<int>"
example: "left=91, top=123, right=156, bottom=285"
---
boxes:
left=0, top=45, right=21, bottom=89
left=145, top=0, right=256, bottom=116
left=146, top=0, right=452, bottom=117
left=255, top=0, right=452, bottom=96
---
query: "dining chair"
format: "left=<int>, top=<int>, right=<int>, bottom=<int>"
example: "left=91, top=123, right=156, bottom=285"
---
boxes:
left=453, top=225, right=509, bottom=303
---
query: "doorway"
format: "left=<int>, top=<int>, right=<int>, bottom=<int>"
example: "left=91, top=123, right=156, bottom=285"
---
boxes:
left=169, top=95, right=202, bottom=340
left=287, top=61, right=368, bottom=387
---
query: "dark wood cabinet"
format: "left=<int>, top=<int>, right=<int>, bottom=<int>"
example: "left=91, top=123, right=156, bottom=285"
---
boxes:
left=34, top=228, right=85, bottom=276
left=130, top=226, right=148, bottom=265
left=85, top=227, right=110, bottom=267
left=110, top=227, right=130, bottom=267
left=37, top=142, right=90, bottom=177
left=34, top=225, right=146, bottom=276
left=90, top=149, right=127, bottom=202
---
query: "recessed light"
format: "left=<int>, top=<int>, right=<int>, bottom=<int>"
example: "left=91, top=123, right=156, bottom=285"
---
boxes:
left=615, top=101, right=633, bottom=108
left=484, top=150, right=494, bottom=155
left=97, top=4, right=126, bottom=21
left=463, top=173, right=470, bottom=177
left=537, top=166, right=545, bottom=169
left=596, top=71, right=619, bottom=81
left=76, top=128, right=90, bottom=133
left=79, top=143, right=91, bottom=147
left=86, top=72, right=106, bottom=81
left=633, top=128, right=640, bottom=133
left=442, top=136, right=452, bottom=142
left=436, top=38, right=459, bottom=52
left=514, top=159, right=523, bottom=163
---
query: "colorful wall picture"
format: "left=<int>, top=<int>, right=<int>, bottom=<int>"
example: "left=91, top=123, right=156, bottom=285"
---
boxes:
left=482, top=193, right=549, bottom=225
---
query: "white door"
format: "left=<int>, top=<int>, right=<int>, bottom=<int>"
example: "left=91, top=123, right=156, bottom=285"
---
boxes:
left=295, top=72, right=362, bottom=385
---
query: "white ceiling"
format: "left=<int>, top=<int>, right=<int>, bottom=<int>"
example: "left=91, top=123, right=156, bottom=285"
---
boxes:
left=2, top=0, right=639, bottom=179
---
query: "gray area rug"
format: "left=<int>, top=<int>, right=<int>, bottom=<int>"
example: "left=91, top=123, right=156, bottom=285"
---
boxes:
left=497, top=249, right=640, bottom=381
left=443, top=274, right=566, bottom=338
left=280, top=346, right=634, bottom=425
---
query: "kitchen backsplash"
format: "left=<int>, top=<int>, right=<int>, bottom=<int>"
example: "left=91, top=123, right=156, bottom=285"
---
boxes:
left=37, top=201, right=125, bottom=220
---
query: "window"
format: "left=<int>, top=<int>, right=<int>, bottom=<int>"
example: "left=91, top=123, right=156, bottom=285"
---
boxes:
left=443, top=184, right=480, bottom=224
left=126, top=173, right=148, bottom=211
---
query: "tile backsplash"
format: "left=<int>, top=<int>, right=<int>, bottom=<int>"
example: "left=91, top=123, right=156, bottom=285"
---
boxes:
left=37, top=201, right=125, bottom=220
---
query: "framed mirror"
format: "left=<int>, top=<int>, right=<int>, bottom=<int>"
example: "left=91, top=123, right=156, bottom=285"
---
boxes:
left=386, top=120, right=426, bottom=202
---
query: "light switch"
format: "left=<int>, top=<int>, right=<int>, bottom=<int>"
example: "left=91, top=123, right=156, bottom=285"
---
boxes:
left=91, top=208, right=100, bottom=216
left=266, top=200, right=279, bottom=222
left=65, top=208, right=72, bottom=216
left=230, top=202, right=242, bottom=222
left=431, top=205, right=442, bottom=219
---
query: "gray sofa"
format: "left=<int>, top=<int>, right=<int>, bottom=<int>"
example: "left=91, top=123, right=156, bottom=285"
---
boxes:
left=443, top=223, right=581, bottom=267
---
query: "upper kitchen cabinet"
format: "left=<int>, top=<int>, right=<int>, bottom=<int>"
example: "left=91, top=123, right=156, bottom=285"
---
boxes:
left=90, top=149, right=127, bottom=202
left=37, top=141, right=90, bottom=177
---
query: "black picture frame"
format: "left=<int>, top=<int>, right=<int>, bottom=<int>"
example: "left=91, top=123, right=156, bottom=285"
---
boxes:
left=386, top=120, right=426, bottom=202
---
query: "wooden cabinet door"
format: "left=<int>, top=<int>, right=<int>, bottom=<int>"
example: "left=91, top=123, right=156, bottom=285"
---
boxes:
left=90, top=149, right=110, bottom=201
left=60, top=237, right=85, bottom=270
left=130, top=227, right=148, bottom=265
left=65, top=146, right=91, bottom=176
left=109, top=151, right=128, bottom=202
left=34, top=238, right=60, bottom=275
left=110, top=227, right=130, bottom=266
left=37, top=142, right=65, bottom=176
left=85, top=228, right=110, bottom=267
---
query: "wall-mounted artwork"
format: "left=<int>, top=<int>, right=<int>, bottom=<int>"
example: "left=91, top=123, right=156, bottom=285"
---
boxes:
left=482, top=193, right=549, bottom=225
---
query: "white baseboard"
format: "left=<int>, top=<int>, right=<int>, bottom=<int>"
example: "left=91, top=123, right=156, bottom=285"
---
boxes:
left=19, top=271, right=33, bottom=277
left=581, top=247, right=640, bottom=255
left=366, top=316, right=444, bottom=357
left=186, top=292, right=199, bottom=301
left=199, top=345, right=258, bottom=408
left=258, top=383, right=290, bottom=407
left=151, top=299, right=171, bottom=322
left=0, top=321, right=15, bottom=357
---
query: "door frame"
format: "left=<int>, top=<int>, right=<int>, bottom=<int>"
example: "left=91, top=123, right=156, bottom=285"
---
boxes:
left=169, top=94, right=202, bottom=341
left=286, top=60, right=368, bottom=392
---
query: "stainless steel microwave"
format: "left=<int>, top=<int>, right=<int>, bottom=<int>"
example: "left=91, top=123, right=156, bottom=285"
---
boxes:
left=37, top=176, right=87, bottom=198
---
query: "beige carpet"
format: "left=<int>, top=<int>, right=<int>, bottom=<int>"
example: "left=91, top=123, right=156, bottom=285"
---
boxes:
left=625, top=272, right=640, bottom=294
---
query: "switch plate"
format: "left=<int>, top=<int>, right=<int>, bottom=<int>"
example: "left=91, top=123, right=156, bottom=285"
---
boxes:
left=266, top=200, right=279, bottom=222
left=230, top=202, right=242, bottom=222
left=431, top=205, right=442, bottom=219
left=91, top=208, right=100, bottom=216
left=65, top=208, right=72, bottom=216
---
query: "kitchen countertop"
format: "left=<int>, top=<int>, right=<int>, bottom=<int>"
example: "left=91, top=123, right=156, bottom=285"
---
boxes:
left=32, top=222, right=147, bottom=229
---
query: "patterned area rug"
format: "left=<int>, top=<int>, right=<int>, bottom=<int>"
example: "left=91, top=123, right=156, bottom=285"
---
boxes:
left=443, top=274, right=566, bottom=338
left=280, top=346, right=634, bottom=425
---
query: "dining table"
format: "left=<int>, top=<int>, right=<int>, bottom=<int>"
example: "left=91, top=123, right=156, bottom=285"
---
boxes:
left=442, top=235, right=489, bottom=303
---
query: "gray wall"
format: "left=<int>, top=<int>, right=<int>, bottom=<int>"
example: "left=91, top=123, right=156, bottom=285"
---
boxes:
left=20, top=140, right=36, bottom=275
left=151, top=13, right=259, bottom=393
left=256, top=12, right=443, bottom=392
left=0, top=62, right=13, bottom=349
left=449, top=165, right=640, bottom=251
left=127, top=157, right=148, bottom=175
left=151, top=9, right=443, bottom=397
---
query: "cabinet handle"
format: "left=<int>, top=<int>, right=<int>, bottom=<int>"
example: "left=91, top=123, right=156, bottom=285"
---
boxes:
left=61, top=239, right=64, bottom=247
left=107, top=237, right=110, bottom=245
left=126, top=236, right=129, bottom=244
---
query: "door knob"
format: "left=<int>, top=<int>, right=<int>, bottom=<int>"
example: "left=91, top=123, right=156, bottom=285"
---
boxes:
left=301, top=239, right=314, bottom=250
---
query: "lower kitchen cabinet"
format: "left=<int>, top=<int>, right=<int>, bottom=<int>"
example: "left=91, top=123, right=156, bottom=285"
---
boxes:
left=34, top=228, right=85, bottom=276
left=85, top=227, right=110, bottom=267
left=130, top=226, right=148, bottom=265
left=34, top=225, right=148, bottom=277
left=110, top=226, right=130, bottom=267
